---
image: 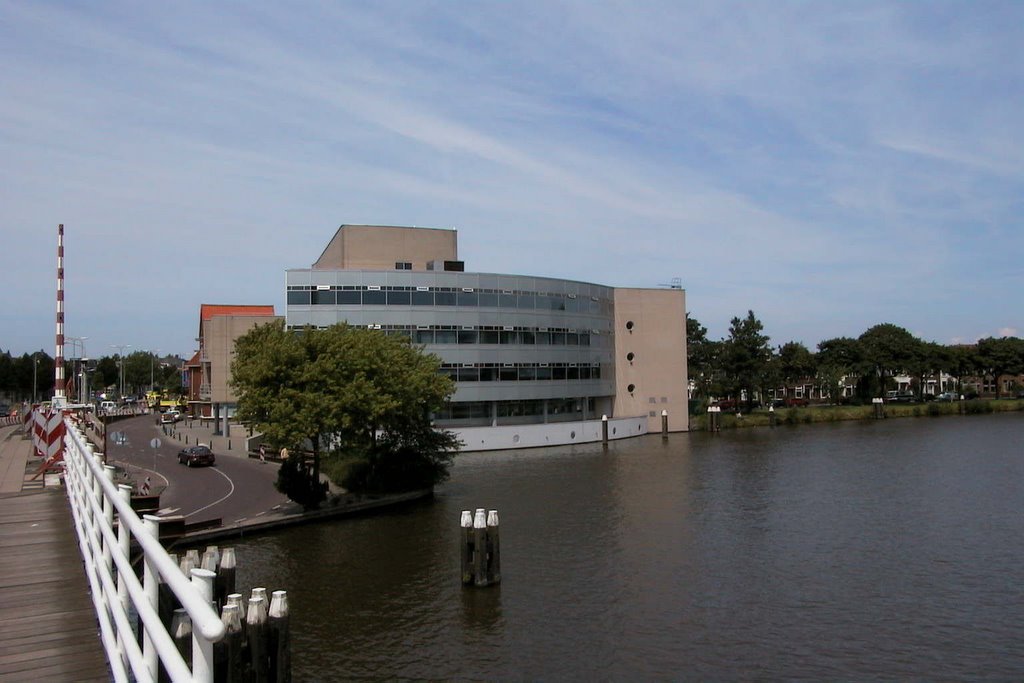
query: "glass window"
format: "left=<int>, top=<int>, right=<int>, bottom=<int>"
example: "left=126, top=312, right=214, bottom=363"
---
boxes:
left=499, top=293, right=517, bottom=308
left=535, top=331, right=550, bottom=345
left=593, top=366, right=601, bottom=379
left=337, top=290, right=361, bottom=305
left=579, top=333, right=591, bottom=347
left=551, top=331, right=566, bottom=345
left=517, top=294, right=535, bottom=310
left=500, top=330, right=518, bottom=345
left=536, top=366, right=552, bottom=380
left=362, top=289, right=386, bottom=305
left=414, top=330, right=434, bottom=344
left=435, top=291, right=456, bottom=306
left=567, top=366, right=579, bottom=380
left=311, top=290, right=335, bottom=305
left=479, top=367, right=498, bottom=382
left=565, top=332, right=579, bottom=346
left=520, top=330, right=535, bottom=345
left=457, top=329, right=478, bottom=344
left=499, top=366, right=518, bottom=381
left=579, top=366, right=591, bottom=380
left=478, top=292, right=499, bottom=307
left=287, top=290, right=310, bottom=305
left=440, top=367, right=457, bottom=380
left=565, top=297, right=579, bottom=313
left=457, top=367, right=479, bottom=382
left=553, top=366, right=567, bottom=380
left=457, top=291, right=478, bottom=307
left=519, top=366, right=536, bottom=381
left=387, top=290, right=411, bottom=305
left=411, top=290, right=434, bottom=306
left=479, top=329, right=500, bottom=344
left=435, top=329, right=457, bottom=344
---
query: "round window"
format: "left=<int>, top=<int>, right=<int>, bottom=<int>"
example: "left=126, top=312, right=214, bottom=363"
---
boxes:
left=626, top=321, right=634, bottom=330
left=626, top=352, right=635, bottom=362
left=627, top=383, right=635, bottom=393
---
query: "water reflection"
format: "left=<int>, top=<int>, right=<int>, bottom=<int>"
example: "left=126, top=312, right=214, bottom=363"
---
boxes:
left=231, top=414, right=1024, bottom=679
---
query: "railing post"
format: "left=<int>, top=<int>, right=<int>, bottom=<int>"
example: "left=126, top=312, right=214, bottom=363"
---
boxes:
left=116, top=484, right=133, bottom=612
left=142, top=515, right=161, bottom=681
left=191, top=568, right=217, bottom=683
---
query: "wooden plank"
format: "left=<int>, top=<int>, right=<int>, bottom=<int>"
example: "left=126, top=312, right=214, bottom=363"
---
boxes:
left=0, top=489, right=109, bottom=679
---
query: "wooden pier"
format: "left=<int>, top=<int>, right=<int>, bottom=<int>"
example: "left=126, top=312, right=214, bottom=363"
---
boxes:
left=0, top=427, right=109, bottom=681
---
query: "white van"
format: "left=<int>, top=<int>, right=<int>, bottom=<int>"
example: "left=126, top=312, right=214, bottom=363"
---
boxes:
left=100, top=400, right=117, bottom=413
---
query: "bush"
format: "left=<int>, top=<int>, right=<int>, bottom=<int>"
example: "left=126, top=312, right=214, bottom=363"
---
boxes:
left=276, top=457, right=327, bottom=510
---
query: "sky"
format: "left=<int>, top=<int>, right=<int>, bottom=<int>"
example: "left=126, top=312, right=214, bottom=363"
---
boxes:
left=2, top=1, right=1022, bottom=360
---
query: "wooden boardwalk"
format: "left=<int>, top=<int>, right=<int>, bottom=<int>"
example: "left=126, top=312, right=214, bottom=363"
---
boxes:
left=0, top=427, right=110, bottom=681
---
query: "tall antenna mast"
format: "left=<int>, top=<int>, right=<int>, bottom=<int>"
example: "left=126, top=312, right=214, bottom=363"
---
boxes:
left=54, top=223, right=66, bottom=406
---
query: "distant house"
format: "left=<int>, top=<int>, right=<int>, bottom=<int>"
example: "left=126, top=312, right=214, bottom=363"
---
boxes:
left=184, top=304, right=281, bottom=425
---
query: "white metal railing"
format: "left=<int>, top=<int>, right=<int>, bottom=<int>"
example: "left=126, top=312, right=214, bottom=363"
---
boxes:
left=62, top=416, right=226, bottom=682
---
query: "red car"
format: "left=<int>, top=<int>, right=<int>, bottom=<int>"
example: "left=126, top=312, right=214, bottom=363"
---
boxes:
left=178, top=445, right=216, bottom=467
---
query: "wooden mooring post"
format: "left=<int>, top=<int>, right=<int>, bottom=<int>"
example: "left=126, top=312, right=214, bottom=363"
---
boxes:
left=661, top=409, right=668, bottom=439
left=872, top=397, right=885, bottom=419
left=707, top=405, right=721, bottom=432
left=460, top=508, right=501, bottom=587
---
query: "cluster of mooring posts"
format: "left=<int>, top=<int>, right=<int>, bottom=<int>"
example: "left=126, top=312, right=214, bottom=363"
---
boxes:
left=460, top=509, right=501, bottom=587
left=159, top=546, right=291, bottom=682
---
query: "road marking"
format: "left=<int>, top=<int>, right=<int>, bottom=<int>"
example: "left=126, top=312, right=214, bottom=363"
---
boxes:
left=181, top=466, right=236, bottom=519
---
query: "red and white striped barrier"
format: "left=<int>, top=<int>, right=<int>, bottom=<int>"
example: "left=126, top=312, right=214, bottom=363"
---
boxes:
left=30, top=406, right=66, bottom=475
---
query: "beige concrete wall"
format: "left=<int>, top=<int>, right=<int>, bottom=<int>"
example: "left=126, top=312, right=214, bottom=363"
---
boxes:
left=313, top=225, right=458, bottom=270
left=205, top=315, right=283, bottom=403
left=612, top=288, right=688, bottom=432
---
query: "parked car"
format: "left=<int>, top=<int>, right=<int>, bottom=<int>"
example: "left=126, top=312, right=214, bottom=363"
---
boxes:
left=935, top=392, right=959, bottom=402
left=885, top=391, right=916, bottom=403
left=178, top=445, right=215, bottom=467
left=770, top=397, right=805, bottom=408
left=99, top=400, right=117, bottom=413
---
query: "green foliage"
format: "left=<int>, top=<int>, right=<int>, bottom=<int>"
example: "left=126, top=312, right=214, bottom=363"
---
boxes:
left=231, top=321, right=459, bottom=499
left=723, top=310, right=772, bottom=409
left=858, top=323, right=921, bottom=394
left=276, top=458, right=328, bottom=509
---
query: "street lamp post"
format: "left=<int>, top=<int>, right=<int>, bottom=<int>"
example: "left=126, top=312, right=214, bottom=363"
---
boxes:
left=66, top=336, right=88, bottom=404
left=32, top=355, right=39, bottom=404
left=111, top=344, right=132, bottom=401
left=150, top=349, right=160, bottom=392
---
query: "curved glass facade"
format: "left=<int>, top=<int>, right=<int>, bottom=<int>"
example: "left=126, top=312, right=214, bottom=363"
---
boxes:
left=286, top=269, right=616, bottom=426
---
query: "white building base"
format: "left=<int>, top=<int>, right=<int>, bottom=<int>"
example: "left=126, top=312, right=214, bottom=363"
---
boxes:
left=452, top=415, right=648, bottom=452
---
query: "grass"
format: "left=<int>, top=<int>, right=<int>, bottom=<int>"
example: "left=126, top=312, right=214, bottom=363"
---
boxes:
left=691, top=399, right=1024, bottom=431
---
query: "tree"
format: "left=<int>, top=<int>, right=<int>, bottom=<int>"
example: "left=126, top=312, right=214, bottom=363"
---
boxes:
left=686, top=315, right=725, bottom=399
left=817, top=337, right=862, bottom=403
left=722, top=310, right=772, bottom=409
left=857, top=324, right=921, bottom=397
left=778, top=341, right=816, bottom=397
left=231, top=321, right=459, bottom=505
left=976, top=337, right=1024, bottom=398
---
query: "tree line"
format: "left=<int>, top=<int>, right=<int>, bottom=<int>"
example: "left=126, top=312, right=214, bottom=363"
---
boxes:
left=0, top=348, right=184, bottom=401
left=688, top=312, right=1024, bottom=409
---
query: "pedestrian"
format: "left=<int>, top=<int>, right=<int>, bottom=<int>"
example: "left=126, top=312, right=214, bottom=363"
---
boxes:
left=259, top=444, right=266, bottom=464
left=279, top=446, right=289, bottom=461
left=141, top=476, right=151, bottom=496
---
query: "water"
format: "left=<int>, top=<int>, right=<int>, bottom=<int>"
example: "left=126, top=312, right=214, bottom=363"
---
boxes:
left=233, top=413, right=1024, bottom=680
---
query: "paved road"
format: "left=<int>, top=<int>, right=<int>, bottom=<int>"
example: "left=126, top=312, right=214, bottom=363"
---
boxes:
left=105, top=416, right=290, bottom=526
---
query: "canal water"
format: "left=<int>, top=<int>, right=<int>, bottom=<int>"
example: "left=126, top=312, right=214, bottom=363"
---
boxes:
left=234, top=413, right=1024, bottom=680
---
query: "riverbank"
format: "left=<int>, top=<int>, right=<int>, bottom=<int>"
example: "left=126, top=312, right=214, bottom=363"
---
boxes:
left=689, top=398, right=1024, bottom=431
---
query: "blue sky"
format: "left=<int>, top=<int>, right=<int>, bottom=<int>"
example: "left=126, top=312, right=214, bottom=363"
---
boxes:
left=2, top=1, right=1021, bottom=359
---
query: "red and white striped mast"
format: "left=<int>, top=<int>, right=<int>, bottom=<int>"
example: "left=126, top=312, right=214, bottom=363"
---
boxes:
left=53, top=223, right=66, bottom=407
